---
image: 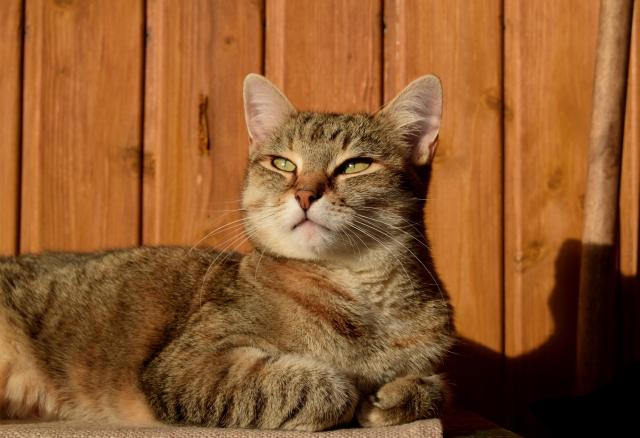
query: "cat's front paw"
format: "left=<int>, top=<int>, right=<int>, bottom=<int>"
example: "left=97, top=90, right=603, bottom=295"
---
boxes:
left=270, top=357, right=359, bottom=432
left=357, top=374, right=445, bottom=427
left=282, top=382, right=357, bottom=432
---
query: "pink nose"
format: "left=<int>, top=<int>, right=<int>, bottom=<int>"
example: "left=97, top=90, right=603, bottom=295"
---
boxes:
left=295, top=190, right=317, bottom=211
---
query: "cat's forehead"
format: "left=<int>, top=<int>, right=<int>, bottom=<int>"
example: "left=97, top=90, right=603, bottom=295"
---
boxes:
left=269, top=112, right=396, bottom=165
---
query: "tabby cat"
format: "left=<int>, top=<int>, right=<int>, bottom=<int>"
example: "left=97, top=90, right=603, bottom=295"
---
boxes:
left=0, top=74, right=454, bottom=431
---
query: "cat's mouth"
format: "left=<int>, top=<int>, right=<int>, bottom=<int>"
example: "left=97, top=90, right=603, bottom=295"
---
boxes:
left=292, top=218, right=330, bottom=232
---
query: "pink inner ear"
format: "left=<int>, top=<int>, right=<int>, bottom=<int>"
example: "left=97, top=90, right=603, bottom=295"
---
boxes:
left=412, top=117, right=440, bottom=166
left=427, top=134, right=439, bottom=162
left=245, top=97, right=290, bottom=148
left=243, top=75, right=296, bottom=152
left=413, top=135, right=438, bottom=166
left=378, top=75, right=442, bottom=167
left=248, top=107, right=281, bottom=145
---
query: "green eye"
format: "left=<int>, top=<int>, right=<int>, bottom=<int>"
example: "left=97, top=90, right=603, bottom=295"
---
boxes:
left=272, top=157, right=296, bottom=172
left=342, top=161, right=371, bottom=174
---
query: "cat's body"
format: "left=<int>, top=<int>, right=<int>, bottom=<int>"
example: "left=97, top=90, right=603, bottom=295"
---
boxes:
left=0, top=75, right=454, bottom=430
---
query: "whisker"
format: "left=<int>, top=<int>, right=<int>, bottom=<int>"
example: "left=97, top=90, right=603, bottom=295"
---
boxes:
left=189, top=207, right=277, bottom=252
left=196, top=208, right=286, bottom=308
left=354, top=212, right=432, bottom=252
left=189, top=221, right=247, bottom=252
left=352, top=218, right=445, bottom=301
left=254, top=249, right=266, bottom=279
left=344, top=222, right=417, bottom=296
left=201, top=208, right=249, bottom=213
left=340, top=228, right=361, bottom=260
left=354, top=206, right=424, bottom=231
left=208, top=198, right=244, bottom=205
left=197, top=230, right=253, bottom=308
left=337, top=228, right=361, bottom=260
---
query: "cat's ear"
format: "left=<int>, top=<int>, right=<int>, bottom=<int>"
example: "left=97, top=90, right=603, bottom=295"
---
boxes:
left=377, top=75, right=442, bottom=166
left=243, top=74, right=296, bottom=151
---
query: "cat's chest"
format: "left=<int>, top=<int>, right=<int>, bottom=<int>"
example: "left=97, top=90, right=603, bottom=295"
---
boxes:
left=288, top=299, right=428, bottom=391
left=245, top=256, right=432, bottom=384
left=257, top=267, right=426, bottom=380
left=259, top=261, right=409, bottom=337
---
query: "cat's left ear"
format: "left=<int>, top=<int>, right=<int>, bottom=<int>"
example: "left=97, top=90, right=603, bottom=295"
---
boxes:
left=243, top=74, right=297, bottom=152
left=377, top=75, right=442, bottom=166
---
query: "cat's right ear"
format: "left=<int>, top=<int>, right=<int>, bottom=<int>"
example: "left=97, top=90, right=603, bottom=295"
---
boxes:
left=377, top=75, right=442, bottom=166
left=243, top=74, right=296, bottom=152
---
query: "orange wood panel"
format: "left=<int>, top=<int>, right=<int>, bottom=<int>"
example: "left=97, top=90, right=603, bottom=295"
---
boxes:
left=504, top=0, right=599, bottom=430
left=143, top=0, right=263, bottom=250
left=266, top=0, right=381, bottom=112
left=620, top=5, right=639, bottom=366
left=384, top=0, right=504, bottom=421
left=20, top=0, right=143, bottom=253
left=0, top=0, right=22, bottom=256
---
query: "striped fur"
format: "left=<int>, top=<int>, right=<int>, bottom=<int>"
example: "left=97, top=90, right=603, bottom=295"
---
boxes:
left=0, top=75, right=454, bottom=430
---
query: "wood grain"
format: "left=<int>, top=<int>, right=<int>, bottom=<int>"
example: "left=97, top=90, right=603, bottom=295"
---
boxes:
left=143, top=0, right=263, bottom=250
left=20, top=0, right=143, bottom=253
left=384, top=0, right=503, bottom=421
left=504, top=0, right=599, bottom=430
left=0, top=1, right=22, bottom=256
left=266, top=0, right=381, bottom=112
left=620, top=4, right=639, bottom=366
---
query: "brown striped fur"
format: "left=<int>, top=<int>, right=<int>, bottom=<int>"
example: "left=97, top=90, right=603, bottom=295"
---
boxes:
left=0, top=75, right=454, bottom=430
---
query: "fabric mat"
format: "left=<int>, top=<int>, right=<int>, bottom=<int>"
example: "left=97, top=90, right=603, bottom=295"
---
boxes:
left=0, top=420, right=442, bottom=438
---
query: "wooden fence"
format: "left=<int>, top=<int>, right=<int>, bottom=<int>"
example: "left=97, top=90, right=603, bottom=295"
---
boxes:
left=0, top=0, right=638, bottom=432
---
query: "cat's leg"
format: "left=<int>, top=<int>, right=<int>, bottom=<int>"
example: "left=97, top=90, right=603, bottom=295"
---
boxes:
left=356, top=374, right=446, bottom=427
left=141, top=344, right=358, bottom=431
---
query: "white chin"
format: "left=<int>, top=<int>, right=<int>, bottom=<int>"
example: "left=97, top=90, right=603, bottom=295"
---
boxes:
left=293, top=220, right=324, bottom=238
left=291, top=221, right=330, bottom=256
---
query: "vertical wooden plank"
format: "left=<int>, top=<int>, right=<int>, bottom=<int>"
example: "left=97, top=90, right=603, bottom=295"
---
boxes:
left=266, top=0, right=381, bottom=112
left=21, top=0, right=143, bottom=253
left=620, top=4, right=639, bottom=366
left=385, top=0, right=503, bottom=421
left=504, top=0, right=599, bottom=431
left=0, top=0, right=22, bottom=256
left=143, top=0, right=263, bottom=250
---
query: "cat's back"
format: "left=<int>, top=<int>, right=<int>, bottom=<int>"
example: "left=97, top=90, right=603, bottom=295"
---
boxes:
left=1, top=246, right=241, bottom=302
left=0, top=246, right=246, bottom=353
left=0, top=246, right=242, bottom=422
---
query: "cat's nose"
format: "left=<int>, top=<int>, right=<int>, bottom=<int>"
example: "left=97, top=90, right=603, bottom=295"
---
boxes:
left=294, top=173, right=326, bottom=211
left=295, top=190, right=317, bottom=211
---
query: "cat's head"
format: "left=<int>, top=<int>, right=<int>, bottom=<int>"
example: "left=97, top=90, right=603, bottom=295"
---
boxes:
left=241, top=74, right=442, bottom=261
